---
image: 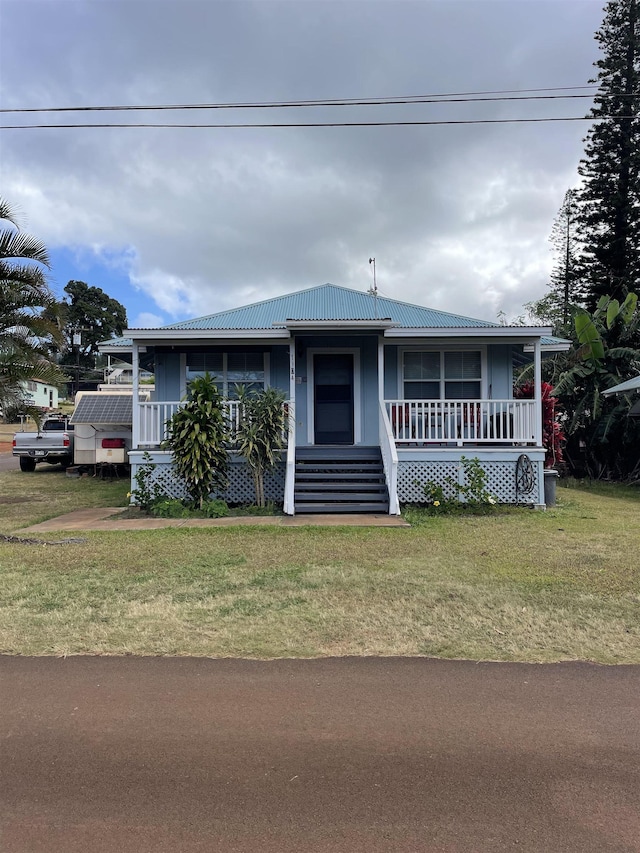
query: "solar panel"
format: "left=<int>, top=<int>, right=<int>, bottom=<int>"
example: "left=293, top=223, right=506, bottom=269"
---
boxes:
left=70, top=394, right=136, bottom=425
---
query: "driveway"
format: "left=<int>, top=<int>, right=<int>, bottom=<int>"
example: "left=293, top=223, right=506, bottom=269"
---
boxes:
left=1, top=657, right=639, bottom=852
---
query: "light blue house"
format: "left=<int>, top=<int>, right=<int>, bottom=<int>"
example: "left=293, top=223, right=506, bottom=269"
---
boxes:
left=100, top=284, right=567, bottom=513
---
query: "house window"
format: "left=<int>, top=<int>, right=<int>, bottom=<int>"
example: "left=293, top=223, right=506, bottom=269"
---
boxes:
left=403, top=350, right=482, bottom=399
left=186, top=351, right=267, bottom=397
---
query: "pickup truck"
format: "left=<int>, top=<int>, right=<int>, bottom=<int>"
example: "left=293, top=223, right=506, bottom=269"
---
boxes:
left=12, top=415, right=75, bottom=471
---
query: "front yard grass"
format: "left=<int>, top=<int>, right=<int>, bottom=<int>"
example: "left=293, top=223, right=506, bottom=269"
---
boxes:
left=0, top=467, right=639, bottom=662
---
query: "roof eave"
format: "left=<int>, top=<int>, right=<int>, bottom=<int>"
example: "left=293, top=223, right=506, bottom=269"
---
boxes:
left=385, top=326, right=553, bottom=339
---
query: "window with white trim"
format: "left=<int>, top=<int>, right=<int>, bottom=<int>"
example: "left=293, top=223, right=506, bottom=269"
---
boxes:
left=186, top=351, right=267, bottom=397
left=403, top=350, right=482, bottom=399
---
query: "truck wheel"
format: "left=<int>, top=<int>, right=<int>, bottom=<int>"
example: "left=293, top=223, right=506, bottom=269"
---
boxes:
left=19, top=457, right=37, bottom=472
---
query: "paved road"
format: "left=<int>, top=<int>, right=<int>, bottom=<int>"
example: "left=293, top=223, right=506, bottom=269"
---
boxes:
left=0, top=449, right=18, bottom=471
left=1, top=657, right=639, bottom=853
left=0, top=450, right=68, bottom=473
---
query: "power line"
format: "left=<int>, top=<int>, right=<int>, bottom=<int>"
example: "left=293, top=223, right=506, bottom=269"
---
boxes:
left=0, top=85, right=605, bottom=115
left=0, top=116, right=630, bottom=130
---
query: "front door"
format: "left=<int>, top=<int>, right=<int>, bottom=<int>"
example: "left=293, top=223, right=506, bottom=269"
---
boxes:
left=313, top=353, right=354, bottom=444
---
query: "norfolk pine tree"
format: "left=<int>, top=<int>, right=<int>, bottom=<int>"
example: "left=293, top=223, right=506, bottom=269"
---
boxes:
left=577, top=0, right=640, bottom=314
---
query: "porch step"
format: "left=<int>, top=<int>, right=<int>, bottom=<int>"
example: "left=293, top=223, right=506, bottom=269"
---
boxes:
left=294, top=446, right=389, bottom=514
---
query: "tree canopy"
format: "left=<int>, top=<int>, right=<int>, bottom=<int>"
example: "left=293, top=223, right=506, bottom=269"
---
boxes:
left=0, top=198, right=63, bottom=420
left=577, top=0, right=640, bottom=310
left=54, top=280, right=128, bottom=370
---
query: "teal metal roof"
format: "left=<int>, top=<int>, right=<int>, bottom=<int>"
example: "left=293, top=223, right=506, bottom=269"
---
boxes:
left=146, top=284, right=501, bottom=331
left=103, top=286, right=568, bottom=354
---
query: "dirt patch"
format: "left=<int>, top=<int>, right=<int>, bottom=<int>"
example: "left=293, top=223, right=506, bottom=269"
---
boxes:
left=0, top=442, right=13, bottom=452
left=0, top=495, right=36, bottom=505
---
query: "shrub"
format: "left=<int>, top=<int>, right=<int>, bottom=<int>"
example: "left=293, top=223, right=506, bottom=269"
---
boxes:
left=129, top=451, right=164, bottom=510
left=164, top=373, right=229, bottom=508
left=417, top=456, right=498, bottom=514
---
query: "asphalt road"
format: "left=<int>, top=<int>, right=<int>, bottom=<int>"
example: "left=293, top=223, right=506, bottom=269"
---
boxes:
left=0, top=449, right=18, bottom=472
left=1, top=657, right=639, bottom=852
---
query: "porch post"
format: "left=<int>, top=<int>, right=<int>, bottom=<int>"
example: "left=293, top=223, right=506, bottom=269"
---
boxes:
left=378, top=336, right=384, bottom=402
left=289, top=337, right=296, bottom=402
left=533, top=338, right=542, bottom=447
left=131, top=342, right=140, bottom=450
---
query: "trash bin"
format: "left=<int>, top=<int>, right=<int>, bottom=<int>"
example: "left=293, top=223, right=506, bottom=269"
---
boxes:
left=543, top=469, right=559, bottom=506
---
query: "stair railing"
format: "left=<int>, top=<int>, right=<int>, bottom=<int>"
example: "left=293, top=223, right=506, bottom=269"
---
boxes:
left=283, top=400, right=296, bottom=515
left=379, top=399, right=400, bottom=515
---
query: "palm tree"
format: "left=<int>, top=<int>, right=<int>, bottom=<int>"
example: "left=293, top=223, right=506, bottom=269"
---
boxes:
left=0, top=198, right=63, bottom=422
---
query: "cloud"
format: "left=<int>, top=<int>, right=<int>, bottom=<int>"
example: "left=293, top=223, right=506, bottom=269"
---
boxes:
left=0, top=0, right=605, bottom=325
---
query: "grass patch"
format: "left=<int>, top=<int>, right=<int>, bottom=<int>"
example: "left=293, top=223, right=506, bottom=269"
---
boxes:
left=0, top=470, right=638, bottom=661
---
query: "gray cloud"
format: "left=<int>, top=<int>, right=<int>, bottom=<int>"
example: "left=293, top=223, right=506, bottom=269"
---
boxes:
left=1, top=0, right=604, bottom=324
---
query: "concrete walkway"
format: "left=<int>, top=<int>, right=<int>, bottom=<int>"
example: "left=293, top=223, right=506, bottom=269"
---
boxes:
left=18, top=507, right=410, bottom=533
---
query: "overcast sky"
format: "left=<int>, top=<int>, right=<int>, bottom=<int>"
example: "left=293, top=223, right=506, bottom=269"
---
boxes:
left=1, top=0, right=606, bottom=329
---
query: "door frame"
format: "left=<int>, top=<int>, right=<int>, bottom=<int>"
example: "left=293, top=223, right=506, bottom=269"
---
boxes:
left=307, top=347, right=362, bottom=445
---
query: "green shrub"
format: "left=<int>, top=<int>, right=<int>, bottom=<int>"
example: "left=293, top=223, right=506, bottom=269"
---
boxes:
left=416, top=456, right=498, bottom=515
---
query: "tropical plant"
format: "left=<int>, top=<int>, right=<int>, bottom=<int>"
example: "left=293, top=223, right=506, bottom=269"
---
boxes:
left=0, top=198, right=64, bottom=423
left=514, top=381, right=565, bottom=469
left=234, top=385, right=287, bottom=507
left=550, top=293, right=640, bottom=478
left=163, top=373, right=229, bottom=508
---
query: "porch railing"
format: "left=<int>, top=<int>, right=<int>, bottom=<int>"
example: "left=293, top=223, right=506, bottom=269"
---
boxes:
left=385, top=399, right=538, bottom=446
left=137, top=399, right=282, bottom=448
left=379, top=399, right=400, bottom=515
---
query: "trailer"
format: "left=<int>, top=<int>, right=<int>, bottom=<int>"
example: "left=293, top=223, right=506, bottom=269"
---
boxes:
left=70, top=392, right=142, bottom=470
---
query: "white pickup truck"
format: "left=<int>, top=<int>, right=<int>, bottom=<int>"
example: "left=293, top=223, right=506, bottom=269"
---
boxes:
left=12, top=415, right=75, bottom=472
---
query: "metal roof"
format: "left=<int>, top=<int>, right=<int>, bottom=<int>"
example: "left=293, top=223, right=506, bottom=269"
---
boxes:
left=602, top=375, right=640, bottom=396
left=100, top=284, right=569, bottom=351
left=132, top=284, right=502, bottom=331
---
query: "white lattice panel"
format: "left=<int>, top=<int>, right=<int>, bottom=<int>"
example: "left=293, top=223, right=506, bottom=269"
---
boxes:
left=397, top=461, right=459, bottom=503
left=131, top=457, right=285, bottom=506
left=397, top=459, right=539, bottom=505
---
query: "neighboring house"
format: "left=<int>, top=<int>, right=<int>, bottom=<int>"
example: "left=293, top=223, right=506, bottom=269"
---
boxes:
left=99, top=283, right=568, bottom=514
left=20, top=379, right=59, bottom=411
left=602, top=375, right=640, bottom=418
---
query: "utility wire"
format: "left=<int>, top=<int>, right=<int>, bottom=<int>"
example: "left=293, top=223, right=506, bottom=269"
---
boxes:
left=0, top=85, right=606, bottom=114
left=1, top=116, right=631, bottom=130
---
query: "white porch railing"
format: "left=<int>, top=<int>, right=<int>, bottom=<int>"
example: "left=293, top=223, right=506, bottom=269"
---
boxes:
left=379, top=399, right=400, bottom=515
left=283, top=401, right=296, bottom=515
left=386, top=399, right=538, bottom=445
left=138, top=399, right=272, bottom=448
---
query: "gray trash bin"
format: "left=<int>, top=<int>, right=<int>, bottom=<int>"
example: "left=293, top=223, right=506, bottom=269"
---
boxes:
left=543, top=469, right=559, bottom=507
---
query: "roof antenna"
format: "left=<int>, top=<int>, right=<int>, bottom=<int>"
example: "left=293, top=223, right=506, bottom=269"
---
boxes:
left=368, top=257, right=379, bottom=318
left=368, top=257, right=377, bottom=297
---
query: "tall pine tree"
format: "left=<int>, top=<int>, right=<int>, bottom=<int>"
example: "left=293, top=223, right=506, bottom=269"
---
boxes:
left=577, top=0, right=639, bottom=311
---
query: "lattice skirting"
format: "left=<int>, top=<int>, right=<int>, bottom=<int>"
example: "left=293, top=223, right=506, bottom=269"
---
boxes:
left=130, top=452, right=285, bottom=506
left=398, top=457, right=540, bottom=504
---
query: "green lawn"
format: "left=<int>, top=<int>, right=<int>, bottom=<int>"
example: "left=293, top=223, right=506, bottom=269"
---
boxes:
left=1, top=466, right=639, bottom=662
